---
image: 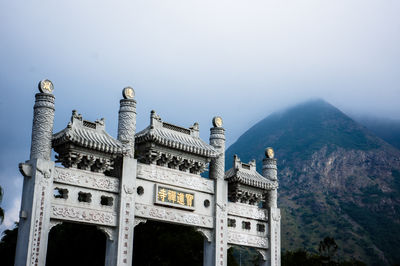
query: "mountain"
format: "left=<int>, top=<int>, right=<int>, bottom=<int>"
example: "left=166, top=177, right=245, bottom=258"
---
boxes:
left=226, top=99, right=400, bottom=265
left=354, top=116, right=400, bottom=150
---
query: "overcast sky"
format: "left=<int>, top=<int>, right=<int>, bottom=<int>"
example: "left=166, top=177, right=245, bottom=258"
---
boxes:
left=1, top=0, right=399, bottom=233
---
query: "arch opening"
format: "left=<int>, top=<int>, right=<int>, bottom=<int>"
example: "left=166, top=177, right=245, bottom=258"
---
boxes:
left=133, top=220, right=204, bottom=265
left=46, top=222, right=106, bottom=266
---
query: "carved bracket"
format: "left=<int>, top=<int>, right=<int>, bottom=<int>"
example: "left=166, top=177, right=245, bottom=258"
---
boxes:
left=196, top=228, right=213, bottom=242
left=134, top=218, right=147, bottom=227
left=97, top=226, right=115, bottom=240
left=19, top=163, right=32, bottom=177
left=257, top=248, right=268, bottom=261
left=49, top=220, right=63, bottom=232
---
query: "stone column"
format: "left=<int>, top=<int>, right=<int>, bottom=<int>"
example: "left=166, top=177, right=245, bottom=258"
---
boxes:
left=262, top=149, right=277, bottom=208
left=261, top=148, right=281, bottom=266
left=30, top=91, right=55, bottom=160
left=105, top=87, right=137, bottom=266
left=117, top=87, right=137, bottom=157
left=15, top=80, right=56, bottom=266
left=207, top=117, right=228, bottom=266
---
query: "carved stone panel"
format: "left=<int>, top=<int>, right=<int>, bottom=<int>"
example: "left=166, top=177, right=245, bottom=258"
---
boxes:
left=227, top=231, right=268, bottom=249
left=51, top=204, right=117, bottom=226
left=54, top=167, right=119, bottom=193
left=135, top=203, right=213, bottom=228
left=137, top=163, right=214, bottom=194
left=227, top=202, right=267, bottom=220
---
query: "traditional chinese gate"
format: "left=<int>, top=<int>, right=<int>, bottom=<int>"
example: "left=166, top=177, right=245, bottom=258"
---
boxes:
left=15, top=80, right=281, bottom=266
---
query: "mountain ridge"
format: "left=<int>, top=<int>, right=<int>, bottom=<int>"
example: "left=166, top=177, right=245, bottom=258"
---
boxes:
left=226, top=99, right=400, bottom=265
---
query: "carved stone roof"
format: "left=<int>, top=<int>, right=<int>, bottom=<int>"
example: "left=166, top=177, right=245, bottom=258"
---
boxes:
left=225, top=155, right=278, bottom=190
left=135, top=111, right=217, bottom=158
left=52, top=110, right=124, bottom=155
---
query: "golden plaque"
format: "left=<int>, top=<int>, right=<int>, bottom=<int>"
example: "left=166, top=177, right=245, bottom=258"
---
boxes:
left=266, top=147, right=274, bottom=159
left=38, top=79, right=54, bottom=94
left=213, top=116, right=223, bottom=127
left=123, top=87, right=135, bottom=99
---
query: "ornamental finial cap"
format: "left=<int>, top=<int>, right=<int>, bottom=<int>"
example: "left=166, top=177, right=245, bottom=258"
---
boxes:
left=38, top=79, right=54, bottom=94
left=212, top=116, right=223, bottom=127
left=122, top=86, right=135, bottom=99
left=265, top=147, right=274, bottom=159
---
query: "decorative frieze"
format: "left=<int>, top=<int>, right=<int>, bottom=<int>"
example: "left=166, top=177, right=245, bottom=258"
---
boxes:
left=54, top=167, right=119, bottom=193
left=137, top=163, right=214, bottom=194
left=227, top=202, right=266, bottom=220
left=51, top=204, right=117, bottom=226
left=227, top=231, right=268, bottom=249
left=135, top=203, right=213, bottom=228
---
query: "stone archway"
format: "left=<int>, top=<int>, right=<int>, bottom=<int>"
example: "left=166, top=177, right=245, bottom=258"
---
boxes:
left=133, top=220, right=204, bottom=265
left=46, top=222, right=107, bottom=266
left=227, top=246, right=263, bottom=266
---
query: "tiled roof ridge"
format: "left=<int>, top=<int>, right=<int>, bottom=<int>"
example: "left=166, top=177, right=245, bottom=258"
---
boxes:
left=225, top=156, right=278, bottom=190
left=135, top=111, right=217, bottom=157
left=52, top=110, right=124, bottom=155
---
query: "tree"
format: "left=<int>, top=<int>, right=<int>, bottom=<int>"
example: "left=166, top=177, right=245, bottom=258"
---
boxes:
left=0, top=186, right=4, bottom=224
left=0, top=224, right=18, bottom=266
left=318, top=236, right=338, bottom=264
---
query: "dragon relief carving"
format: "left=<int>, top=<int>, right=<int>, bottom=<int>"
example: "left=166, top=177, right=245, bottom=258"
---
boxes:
left=31, top=106, right=54, bottom=160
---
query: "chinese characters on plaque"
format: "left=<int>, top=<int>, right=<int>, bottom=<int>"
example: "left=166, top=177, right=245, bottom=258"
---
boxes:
left=155, top=185, right=195, bottom=210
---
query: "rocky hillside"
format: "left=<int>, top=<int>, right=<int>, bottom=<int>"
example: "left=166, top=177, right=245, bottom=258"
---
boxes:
left=226, top=99, right=400, bottom=265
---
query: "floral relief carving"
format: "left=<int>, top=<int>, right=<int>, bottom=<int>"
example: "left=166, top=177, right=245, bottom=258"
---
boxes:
left=51, top=204, right=117, bottom=226
left=227, top=203, right=266, bottom=220
left=135, top=203, right=213, bottom=228
left=227, top=231, right=268, bottom=249
left=137, top=164, right=214, bottom=193
left=54, top=167, right=119, bottom=192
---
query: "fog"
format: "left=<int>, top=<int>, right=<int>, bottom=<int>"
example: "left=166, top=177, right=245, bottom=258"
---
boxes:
left=1, top=0, right=399, bottom=232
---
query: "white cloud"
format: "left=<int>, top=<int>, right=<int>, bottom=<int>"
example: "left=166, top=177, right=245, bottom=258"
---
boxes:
left=0, top=198, right=20, bottom=236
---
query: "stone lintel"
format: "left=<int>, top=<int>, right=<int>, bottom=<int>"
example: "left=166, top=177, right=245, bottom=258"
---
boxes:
left=227, top=202, right=267, bottom=220
left=227, top=231, right=268, bottom=249
left=137, top=163, right=214, bottom=194
left=50, top=204, right=117, bottom=227
left=53, top=166, right=120, bottom=193
left=134, top=203, right=213, bottom=228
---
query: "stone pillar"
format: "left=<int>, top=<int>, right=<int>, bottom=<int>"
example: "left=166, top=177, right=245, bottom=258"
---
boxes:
left=117, top=87, right=137, bottom=157
left=105, top=87, right=137, bottom=266
left=30, top=91, right=55, bottom=160
left=262, top=147, right=281, bottom=266
left=15, top=80, right=56, bottom=266
left=262, top=149, right=277, bottom=208
left=207, top=116, right=228, bottom=266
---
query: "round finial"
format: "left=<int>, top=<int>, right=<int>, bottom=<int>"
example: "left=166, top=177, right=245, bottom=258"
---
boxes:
left=212, top=116, right=223, bottom=127
left=265, top=147, right=274, bottom=159
left=122, top=86, right=135, bottom=99
left=38, top=79, right=54, bottom=94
